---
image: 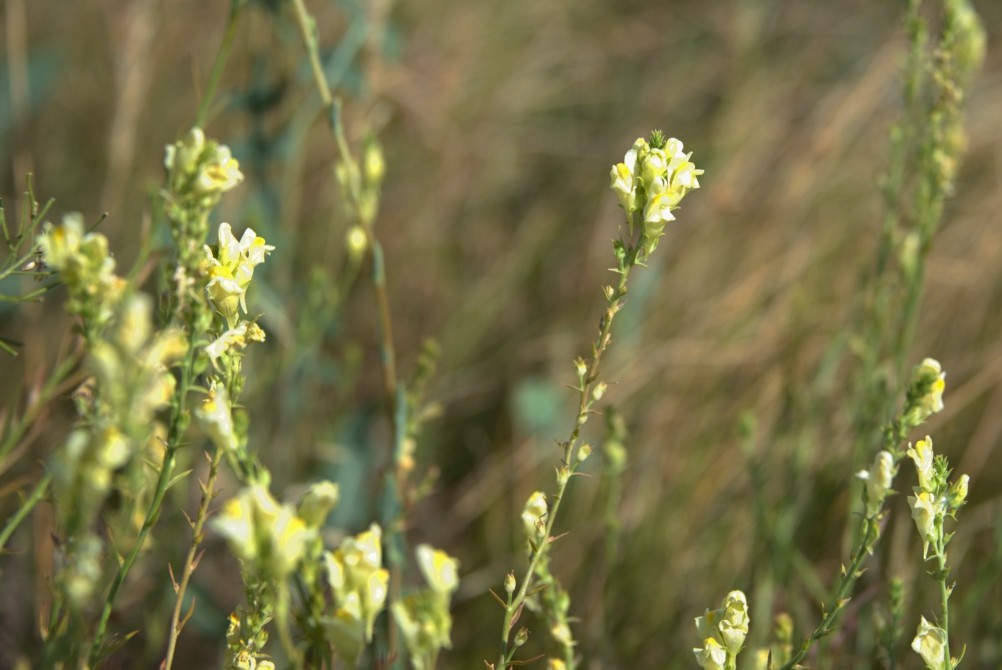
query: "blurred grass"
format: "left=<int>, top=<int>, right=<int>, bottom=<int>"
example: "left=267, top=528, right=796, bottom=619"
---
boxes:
left=2, top=0, right=1002, bottom=667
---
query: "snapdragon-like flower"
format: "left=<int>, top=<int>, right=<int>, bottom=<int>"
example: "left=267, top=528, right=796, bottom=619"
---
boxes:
left=204, top=223, right=275, bottom=327
left=205, top=320, right=267, bottom=364
left=693, top=637, right=728, bottom=670
left=165, top=127, right=244, bottom=197
left=912, top=616, right=949, bottom=670
left=694, top=590, right=750, bottom=668
left=196, top=382, right=239, bottom=453
left=324, top=524, right=390, bottom=654
left=610, top=133, right=702, bottom=258
left=416, top=544, right=460, bottom=595
left=907, top=436, right=936, bottom=493
left=908, top=490, right=942, bottom=557
left=905, top=358, right=946, bottom=426
left=213, top=484, right=313, bottom=579
left=857, top=450, right=897, bottom=514
left=297, top=480, right=340, bottom=528
left=38, top=213, right=125, bottom=328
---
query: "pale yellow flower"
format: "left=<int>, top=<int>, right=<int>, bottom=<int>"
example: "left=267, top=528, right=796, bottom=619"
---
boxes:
left=693, top=637, right=728, bottom=670
left=912, top=616, right=948, bottom=670
left=416, top=544, right=459, bottom=595
left=909, top=490, right=942, bottom=556
left=907, top=436, right=936, bottom=493
left=857, top=450, right=896, bottom=512
left=204, top=223, right=274, bottom=327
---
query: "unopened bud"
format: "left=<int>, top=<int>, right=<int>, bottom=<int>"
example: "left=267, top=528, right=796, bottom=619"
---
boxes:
left=504, top=572, right=516, bottom=596
left=514, top=627, right=529, bottom=648
left=577, top=444, right=592, bottom=463
left=592, top=382, right=607, bottom=402
left=948, top=474, right=969, bottom=508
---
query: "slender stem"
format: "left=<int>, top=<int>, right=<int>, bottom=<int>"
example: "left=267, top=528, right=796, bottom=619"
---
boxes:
left=0, top=471, right=51, bottom=551
left=497, top=250, right=634, bottom=668
left=288, top=3, right=404, bottom=661
left=936, top=544, right=952, bottom=669
left=88, top=333, right=200, bottom=664
left=194, top=0, right=242, bottom=129
left=162, top=447, right=224, bottom=670
left=779, top=512, right=881, bottom=670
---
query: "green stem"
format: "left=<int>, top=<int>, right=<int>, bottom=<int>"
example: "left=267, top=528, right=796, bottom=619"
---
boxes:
left=937, top=544, right=952, bottom=669
left=194, top=0, right=242, bottom=129
left=288, top=2, right=405, bottom=661
left=162, top=446, right=225, bottom=670
left=88, top=333, right=200, bottom=664
left=497, top=248, right=635, bottom=669
left=779, top=512, right=881, bottom=670
left=0, top=471, right=51, bottom=551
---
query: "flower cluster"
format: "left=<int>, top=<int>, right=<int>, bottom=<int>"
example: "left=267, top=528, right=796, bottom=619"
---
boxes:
left=905, top=431, right=969, bottom=670
left=322, top=524, right=391, bottom=663
left=610, top=133, right=702, bottom=258
left=165, top=127, right=243, bottom=204
left=163, top=128, right=245, bottom=279
left=903, top=358, right=947, bottom=428
left=213, top=484, right=315, bottom=580
left=393, top=544, right=461, bottom=670
left=694, top=591, right=750, bottom=670
left=906, top=435, right=969, bottom=558
left=41, top=217, right=186, bottom=608
left=203, top=222, right=274, bottom=328
left=38, top=213, right=125, bottom=332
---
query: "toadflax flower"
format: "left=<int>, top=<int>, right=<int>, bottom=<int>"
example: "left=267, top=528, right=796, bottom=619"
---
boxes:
left=907, top=436, right=936, bottom=493
left=694, top=590, right=750, bottom=668
left=908, top=490, right=943, bottom=558
left=610, top=132, right=702, bottom=259
left=213, top=483, right=314, bottom=579
left=204, top=223, right=274, bottom=327
left=857, top=450, right=897, bottom=514
left=912, top=616, right=949, bottom=670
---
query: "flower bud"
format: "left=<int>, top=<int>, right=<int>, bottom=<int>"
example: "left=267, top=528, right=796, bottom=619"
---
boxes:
left=947, top=474, right=969, bottom=509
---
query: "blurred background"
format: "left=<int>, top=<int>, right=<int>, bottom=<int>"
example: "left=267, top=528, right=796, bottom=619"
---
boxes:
left=2, top=0, right=1002, bottom=667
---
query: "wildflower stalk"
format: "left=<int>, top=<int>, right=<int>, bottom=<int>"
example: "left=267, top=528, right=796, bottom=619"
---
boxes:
left=162, top=447, right=224, bottom=670
left=780, top=359, right=945, bottom=669
left=778, top=512, right=881, bottom=670
left=496, top=132, right=701, bottom=668
left=289, top=0, right=399, bottom=401
left=289, top=0, right=405, bottom=658
left=88, top=328, right=201, bottom=664
left=496, top=243, right=635, bottom=668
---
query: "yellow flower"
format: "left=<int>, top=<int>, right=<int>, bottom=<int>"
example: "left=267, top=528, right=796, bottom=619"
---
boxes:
left=196, top=383, right=239, bottom=453
left=204, top=223, right=274, bottom=327
left=908, top=490, right=942, bottom=557
left=693, top=637, right=728, bottom=670
left=911, top=616, right=948, bottom=670
left=857, top=450, right=897, bottom=512
left=416, top=544, right=459, bottom=595
left=213, top=484, right=313, bottom=577
left=907, top=437, right=936, bottom=493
